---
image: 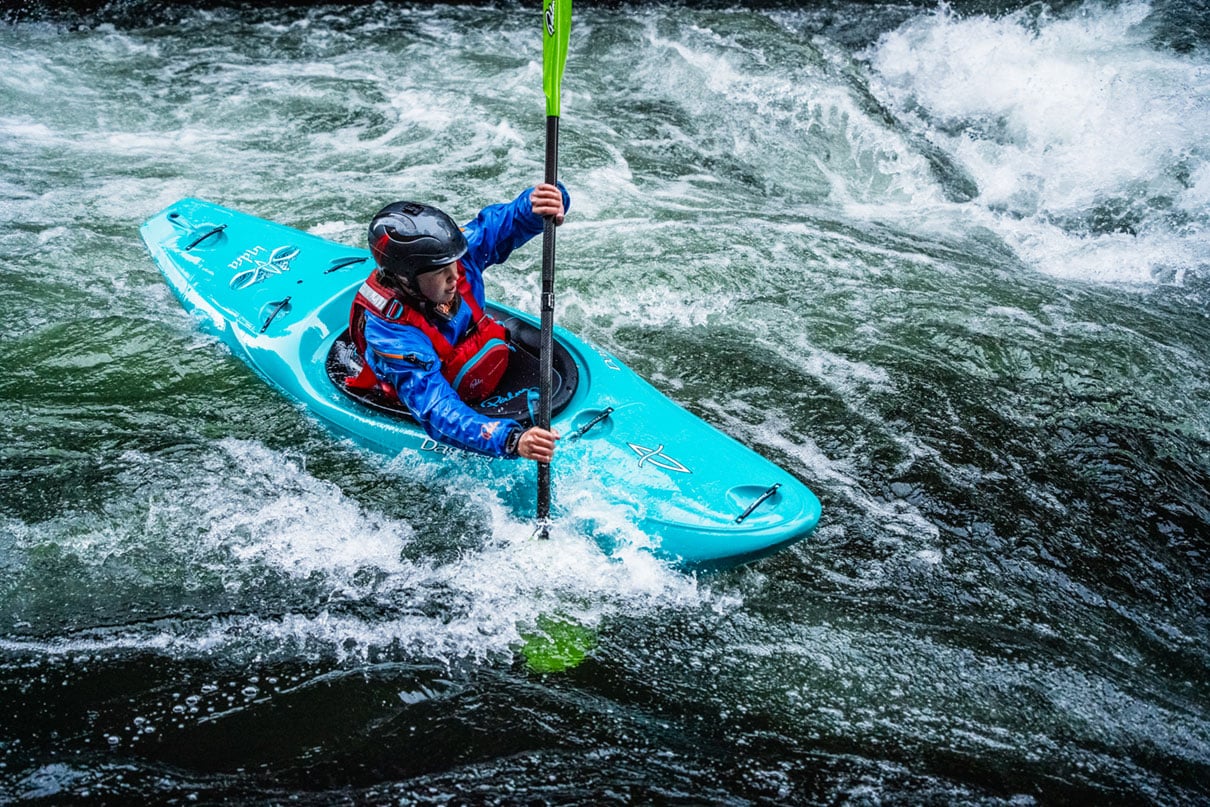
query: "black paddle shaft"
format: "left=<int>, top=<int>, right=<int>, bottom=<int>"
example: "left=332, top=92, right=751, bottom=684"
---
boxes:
left=537, top=114, right=559, bottom=525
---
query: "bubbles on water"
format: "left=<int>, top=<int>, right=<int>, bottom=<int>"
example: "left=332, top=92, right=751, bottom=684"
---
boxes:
left=2, top=5, right=1207, bottom=803
left=866, top=0, right=1210, bottom=286
left=0, top=435, right=717, bottom=674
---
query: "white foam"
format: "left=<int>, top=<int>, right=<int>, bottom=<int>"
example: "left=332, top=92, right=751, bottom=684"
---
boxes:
left=867, top=1, right=1210, bottom=286
left=2, top=439, right=716, bottom=666
left=0, top=119, right=55, bottom=141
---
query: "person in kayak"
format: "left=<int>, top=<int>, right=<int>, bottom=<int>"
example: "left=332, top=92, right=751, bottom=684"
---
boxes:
left=346, top=183, right=567, bottom=462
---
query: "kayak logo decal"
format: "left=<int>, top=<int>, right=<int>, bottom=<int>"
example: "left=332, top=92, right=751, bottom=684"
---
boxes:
left=545, top=2, right=557, bottom=36
left=591, top=344, right=621, bottom=371
left=229, top=245, right=300, bottom=290
left=627, top=442, right=691, bottom=474
left=480, top=386, right=537, bottom=410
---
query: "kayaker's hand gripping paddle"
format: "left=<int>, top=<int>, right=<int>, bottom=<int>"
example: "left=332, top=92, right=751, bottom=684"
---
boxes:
left=537, top=0, right=570, bottom=539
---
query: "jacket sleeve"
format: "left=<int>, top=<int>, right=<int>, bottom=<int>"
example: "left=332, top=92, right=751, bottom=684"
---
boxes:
left=461, top=183, right=571, bottom=278
left=362, top=314, right=521, bottom=458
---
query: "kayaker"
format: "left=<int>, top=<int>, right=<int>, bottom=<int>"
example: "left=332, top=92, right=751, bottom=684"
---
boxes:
left=346, top=183, right=568, bottom=462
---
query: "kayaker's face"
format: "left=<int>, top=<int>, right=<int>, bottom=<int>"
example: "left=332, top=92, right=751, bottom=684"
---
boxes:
left=416, top=263, right=458, bottom=305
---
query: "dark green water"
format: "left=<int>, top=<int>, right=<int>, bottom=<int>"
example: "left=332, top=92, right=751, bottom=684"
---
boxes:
left=1, top=1, right=1208, bottom=803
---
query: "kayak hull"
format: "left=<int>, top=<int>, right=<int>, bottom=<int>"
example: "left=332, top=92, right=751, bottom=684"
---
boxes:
left=140, top=198, right=821, bottom=570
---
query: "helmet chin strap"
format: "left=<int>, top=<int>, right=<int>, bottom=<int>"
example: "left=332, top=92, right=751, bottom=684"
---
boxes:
left=398, top=277, right=461, bottom=324
left=405, top=264, right=464, bottom=323
left=381, top=267, right=462, bottom=324
left=426, top=293, right=461, bottom=323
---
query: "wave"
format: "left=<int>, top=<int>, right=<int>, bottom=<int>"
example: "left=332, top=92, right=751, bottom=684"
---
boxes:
left=865, top=0, right=1210, bottom=285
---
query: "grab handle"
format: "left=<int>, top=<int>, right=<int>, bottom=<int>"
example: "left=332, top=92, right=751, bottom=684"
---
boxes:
left=570, top=407, right=613, bottom=440
left=260, top=297, right=292, bottom=333
left=735, top=483, right=781, bottom=524
left=184, top=224, right=227, bottom=250
left=325, top=255, right=369, bottom=274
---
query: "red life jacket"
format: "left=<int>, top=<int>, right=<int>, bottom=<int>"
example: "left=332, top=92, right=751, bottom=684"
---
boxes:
left=346, top=265, right=510, bottom=403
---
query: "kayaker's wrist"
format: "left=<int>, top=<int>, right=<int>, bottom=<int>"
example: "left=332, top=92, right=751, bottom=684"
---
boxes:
left=504, top=426, right=523, bottom=457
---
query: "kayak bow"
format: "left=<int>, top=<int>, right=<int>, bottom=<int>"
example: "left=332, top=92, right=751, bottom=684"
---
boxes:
left=140, top=198, right=822, bottom=570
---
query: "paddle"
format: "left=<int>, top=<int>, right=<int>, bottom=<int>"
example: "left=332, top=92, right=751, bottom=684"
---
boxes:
left=536, top=0, right=571, bottom=538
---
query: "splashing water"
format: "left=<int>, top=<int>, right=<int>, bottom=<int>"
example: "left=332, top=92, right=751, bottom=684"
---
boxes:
left=1, top=1, right=1208, bottom=802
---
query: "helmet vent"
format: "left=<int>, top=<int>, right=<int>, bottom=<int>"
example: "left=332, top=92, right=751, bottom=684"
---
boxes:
left=367, top=201, right=468, bottom=280
left=385, top=227, right=425, bottom=244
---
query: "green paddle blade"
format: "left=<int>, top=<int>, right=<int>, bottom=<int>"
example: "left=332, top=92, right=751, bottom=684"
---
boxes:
left=518, top=615, right=596, bottom=673
left=542, top=0, right=572, bottom=117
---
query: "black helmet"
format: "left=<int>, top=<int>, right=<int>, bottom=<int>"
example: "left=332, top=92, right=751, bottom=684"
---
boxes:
left=368, top=201, right=468, bottom=286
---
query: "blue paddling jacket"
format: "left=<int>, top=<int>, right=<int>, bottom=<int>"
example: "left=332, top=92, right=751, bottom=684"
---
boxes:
left=360, top=184, right=570, bottom=457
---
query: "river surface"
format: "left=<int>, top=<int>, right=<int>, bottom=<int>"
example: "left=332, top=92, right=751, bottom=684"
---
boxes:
left=1, top=1, right=1208, bottom=803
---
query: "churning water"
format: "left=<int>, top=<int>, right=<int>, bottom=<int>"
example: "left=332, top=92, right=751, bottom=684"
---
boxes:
left=1, top=0, right=1207, bottom=802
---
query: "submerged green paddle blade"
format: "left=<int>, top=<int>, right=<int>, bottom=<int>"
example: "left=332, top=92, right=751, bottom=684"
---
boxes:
left=519, top=615, right=596, bottom=673
left=542, top=0, right=572, bottom=117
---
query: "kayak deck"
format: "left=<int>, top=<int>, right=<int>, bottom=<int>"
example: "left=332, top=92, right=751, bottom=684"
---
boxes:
left=325, top=312, right=579, bottom=425
left=139, top=198, right=822, bottom=570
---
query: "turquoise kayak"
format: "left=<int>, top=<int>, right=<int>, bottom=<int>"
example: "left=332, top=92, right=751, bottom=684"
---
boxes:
left=139, top=198, right=822, bottom=570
